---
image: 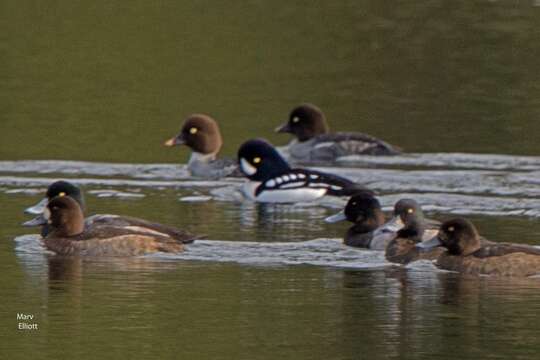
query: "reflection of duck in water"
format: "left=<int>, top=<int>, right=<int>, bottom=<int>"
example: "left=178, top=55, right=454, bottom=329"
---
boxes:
left=419, top=218, right=540, bottom=277
left=25, top=196, right=199, bottom=257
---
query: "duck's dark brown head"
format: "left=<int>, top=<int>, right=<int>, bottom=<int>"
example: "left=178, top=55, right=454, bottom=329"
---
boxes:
left=275, top=104, right=329, bottom=142
left=437, top=218, right=481, bottom=256
left=45, top=196, right=85, bottom=237
left=164, top=114, right=223, bottom=155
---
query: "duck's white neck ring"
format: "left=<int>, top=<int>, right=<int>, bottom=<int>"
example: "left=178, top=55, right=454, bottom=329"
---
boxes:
left=240, top=158, right=257, bottom=176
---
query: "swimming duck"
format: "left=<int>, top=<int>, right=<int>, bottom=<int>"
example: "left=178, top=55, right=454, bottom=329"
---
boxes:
left=275, top=104, right=401, bottom=164
left=25, top=196, right=198, bottom=256
left=326, top=197, right=438, bottom=251
left=237, top=139, right=368, bottom=203
left=324, top=192, right=387, bottom=249
left=24, top=180, right=196, bottom=241
left=418, top=218, right=540, bottom=276
left=164, top=114, right=240, bottom=179
left=381, top=199, right=444, bottom=264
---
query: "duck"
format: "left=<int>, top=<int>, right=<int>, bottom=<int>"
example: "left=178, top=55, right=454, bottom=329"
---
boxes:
left=324, top=192, right=387, bottom=249
left=325, top=197, right=439, bottom=252
left=381, top=199, right=444, bottom=264
left=417, top=218, right=540, bottom=276
left=25, top=196, right=198, bottom=256
left=275, top=104, right=401, bottom=164
left=164, top=114, right=240, bottom=179
left=237, top=139, right=368, bottom=203
left=24, top=180, right=197, bottom=241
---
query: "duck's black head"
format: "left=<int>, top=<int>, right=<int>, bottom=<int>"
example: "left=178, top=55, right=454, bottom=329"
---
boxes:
left=436, top=218, right=481, bottom=256
left=25, top=196, right=85, bottom=237
left=275, top=104, right=329, bottom=142
left=326, top=192, right=385, bottom=233
left=25, top=180, right=85, bottom=215
left=164, top=114, right=223, bottom=155
left=345, top=192, right=383, bottom=223
left=237, top=139, right=291, bottom=181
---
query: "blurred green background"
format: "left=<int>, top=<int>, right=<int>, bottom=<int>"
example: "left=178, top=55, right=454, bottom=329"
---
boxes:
left=2, top=0, right=540, bottom=163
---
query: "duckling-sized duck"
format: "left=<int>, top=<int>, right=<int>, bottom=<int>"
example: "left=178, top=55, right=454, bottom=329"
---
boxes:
left=275, top=104, right=401, bottom=164
left=25, top=196, right=198, bottom=256
left=164, top=114, right=240, bottom=179
left=418, top=218, right=540, bottom=276
left=381, top=199, right=444, bottom=264
left=24, top=180, right=195, bottom=241
left=237, top=139, right=369, bottom=203
left=325, top=192, right=387, bottom=249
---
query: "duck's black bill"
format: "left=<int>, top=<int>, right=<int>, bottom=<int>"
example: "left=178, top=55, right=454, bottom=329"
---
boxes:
left=275, top=123, right=291, bottom=134
left=416, top=236, right=442, bottom=251
left=23, top=214, right=48, bottom=227
left=163, top=134, right=185, bottom=147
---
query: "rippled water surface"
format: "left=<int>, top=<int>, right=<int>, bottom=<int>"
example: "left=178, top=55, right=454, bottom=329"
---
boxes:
left=2, top=1, right=540, bottom=359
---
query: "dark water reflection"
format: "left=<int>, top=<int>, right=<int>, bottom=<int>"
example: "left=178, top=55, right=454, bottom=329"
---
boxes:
left=2, top=0, right=540, bottom=359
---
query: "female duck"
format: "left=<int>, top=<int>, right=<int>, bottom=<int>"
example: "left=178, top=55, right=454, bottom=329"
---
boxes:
left=275, top=104, right=401, bottom=164
left=26, top=196, right=198, bottom=256
left=24, top=180, right=196, bottom=241
left=164, top=114, right=240, bottom=178
left=237, top=139, right=368, bottom=203
left=381, top=199, right=444, bottom=264
left=418, top=218, right=540, bottom=277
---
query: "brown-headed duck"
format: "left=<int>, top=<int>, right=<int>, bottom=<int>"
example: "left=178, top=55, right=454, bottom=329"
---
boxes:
left=275, top=104, right=401, bottom=164
left=24, top=180, right=194, bottom=241
left=418, top=218, right=540, bottom=277
left=164, top=114, right=240, bottom=179
left=25, top=196, right=199, bottom=257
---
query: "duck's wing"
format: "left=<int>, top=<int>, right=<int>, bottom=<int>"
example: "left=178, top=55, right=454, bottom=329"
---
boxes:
left=473, top=243, right=540, bottom=258
left=314, top=132, right=402, bottom=157
left=437, top=253, right=540, bottom=277
left=86, top=215, right=201, bottom=244
left=294, top=169, right=371, bottom=197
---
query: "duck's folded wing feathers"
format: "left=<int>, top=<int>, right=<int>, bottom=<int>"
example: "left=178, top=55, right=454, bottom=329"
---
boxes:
left=86, top=215, right=201, bottom=243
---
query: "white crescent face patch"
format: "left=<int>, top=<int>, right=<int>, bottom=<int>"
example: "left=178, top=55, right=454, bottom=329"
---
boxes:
left=240, top=158, right=257, bottom=176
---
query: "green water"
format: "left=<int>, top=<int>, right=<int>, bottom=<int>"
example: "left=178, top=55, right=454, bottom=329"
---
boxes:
left=2, top=1, right=540, bottom=359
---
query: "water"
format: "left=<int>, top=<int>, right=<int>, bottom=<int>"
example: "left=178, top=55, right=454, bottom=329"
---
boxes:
left=2, top=1, right=540, bottom=359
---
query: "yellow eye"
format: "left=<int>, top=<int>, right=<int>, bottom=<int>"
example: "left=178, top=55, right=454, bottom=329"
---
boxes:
left=448, top=226, right=455, bottom=232
left=59, top=192, right=66, bottom=197
left=292, top=117, right=300, bottom=123
left=253, top=157, right=262, bottom=164
left=407, top=208, right=414, bottom=213
left=190, top=127, right=198, bottom=134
